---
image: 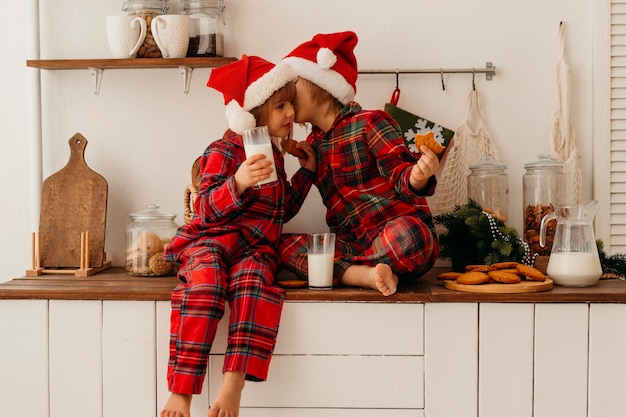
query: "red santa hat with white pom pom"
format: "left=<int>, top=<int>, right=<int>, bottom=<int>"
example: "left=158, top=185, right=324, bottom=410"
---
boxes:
left=207, top=54, right=296, bottom=134
left=282, top=31, right=359, bottom=105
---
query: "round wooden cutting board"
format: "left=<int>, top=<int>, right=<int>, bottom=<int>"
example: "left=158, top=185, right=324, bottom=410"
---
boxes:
left=444, top=278, right=553, bottom=293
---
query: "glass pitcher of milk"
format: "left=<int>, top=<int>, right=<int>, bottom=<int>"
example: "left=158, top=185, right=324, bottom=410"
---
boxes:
left=539, top=201, right=602, bottom=287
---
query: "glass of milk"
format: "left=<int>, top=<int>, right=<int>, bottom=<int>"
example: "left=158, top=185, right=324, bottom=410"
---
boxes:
left=307, top=233, right=336, bottom=290
left=242, top=126, right=278, bottom=187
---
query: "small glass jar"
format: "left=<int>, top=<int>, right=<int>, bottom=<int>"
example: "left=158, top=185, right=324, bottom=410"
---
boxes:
left=126, top=204, right=179, bottom=277
left=522, top=154, right=565, bottom=265
left=122, top=0, right=170, bottom=58
left=180, top=0, right=225, bottom=57
left=467, top=156, right=509, bottom=222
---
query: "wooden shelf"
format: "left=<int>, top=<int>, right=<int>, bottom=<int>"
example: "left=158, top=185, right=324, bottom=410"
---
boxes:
left=27, top=57, right=236, bottom=70
left=27, top=57, right=237, bottom=94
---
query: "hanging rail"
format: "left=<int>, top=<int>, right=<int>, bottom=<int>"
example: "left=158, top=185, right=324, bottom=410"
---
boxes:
left=359, top=62, right=496, bottom=80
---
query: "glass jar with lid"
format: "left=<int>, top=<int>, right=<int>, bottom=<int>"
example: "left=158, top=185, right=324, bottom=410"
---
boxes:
left=467, top=156, right=509, bottom=222
left=126, top=204, right=179, bottom=277
left=180, top=0, right=225, bottom=57
left=121, top=0, right=170, bottom=58
left=522, top=154, right=565, bottom=266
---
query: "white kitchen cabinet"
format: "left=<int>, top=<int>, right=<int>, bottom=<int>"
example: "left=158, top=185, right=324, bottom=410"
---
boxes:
left=588, top=304, right=626, bottom=417
left=479, top=303, right=535, bottom=417
left=424, top=302, right=478, bottom=417
left=0, top=300, right=49, bottom=417
left=3, top=277, right=626, bottom=417
left=102, top=301, right=157, bottom=417
left=49, top=300, right=102, bottom=417
left=534, top=304, right=589, bottom=417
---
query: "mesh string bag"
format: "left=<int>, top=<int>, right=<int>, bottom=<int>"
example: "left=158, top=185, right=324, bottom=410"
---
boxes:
left=432, top=88, right=501, bottom=216
left=548, top=22, right=582, bottom=204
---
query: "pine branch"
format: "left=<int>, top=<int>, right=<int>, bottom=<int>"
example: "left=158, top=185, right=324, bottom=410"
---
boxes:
left=434, top=200, right=529, bottom=271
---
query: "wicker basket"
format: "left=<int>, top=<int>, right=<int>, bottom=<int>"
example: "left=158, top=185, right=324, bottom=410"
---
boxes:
left=184, top=157, right=201, bottom=224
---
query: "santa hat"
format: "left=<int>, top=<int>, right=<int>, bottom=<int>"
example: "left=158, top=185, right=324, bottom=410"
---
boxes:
left=207, top=54, right=296, bottom=134
left=282, top=31, right=358, bottom=105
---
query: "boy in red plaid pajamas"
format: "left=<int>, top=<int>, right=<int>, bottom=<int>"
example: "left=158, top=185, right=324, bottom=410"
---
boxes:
left=280, top=31, right=440, bottom=296
left=160, top=55, right=316, bottom=417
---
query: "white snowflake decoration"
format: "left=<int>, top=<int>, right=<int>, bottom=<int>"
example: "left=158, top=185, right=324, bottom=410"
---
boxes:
left=404, top=118, right=445, bottom=153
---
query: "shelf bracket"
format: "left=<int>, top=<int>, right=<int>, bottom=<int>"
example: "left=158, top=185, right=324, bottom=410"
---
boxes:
left=179, top=66, right=192, bottom=94
left=88, top=67, right=103, bottom=95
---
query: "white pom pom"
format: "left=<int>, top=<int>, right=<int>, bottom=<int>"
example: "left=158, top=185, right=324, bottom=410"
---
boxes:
left=316, top=47, right=337, bottom=70
left=225, top=101, right=257, bottom=134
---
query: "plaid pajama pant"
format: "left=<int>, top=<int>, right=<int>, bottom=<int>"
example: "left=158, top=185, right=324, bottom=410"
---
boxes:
left=167, top=245, right=285, bottom=395
left=279, top=216, right=438, bottom=285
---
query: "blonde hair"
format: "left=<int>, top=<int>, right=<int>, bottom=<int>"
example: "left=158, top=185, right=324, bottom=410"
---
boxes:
left=250, top=81, right=296, bottom=127
left=298, top=77, right=343, bottom=117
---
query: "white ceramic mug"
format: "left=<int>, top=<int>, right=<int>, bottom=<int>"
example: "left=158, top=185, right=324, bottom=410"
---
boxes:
left=151, top=15, right=190, bottom=58
left=106, top=15, right=147, bottom=58
left=307, top=233, right=336, bottom=290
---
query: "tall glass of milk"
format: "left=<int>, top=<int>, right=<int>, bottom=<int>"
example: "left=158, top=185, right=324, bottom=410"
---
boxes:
left=242, top=126, right=278, bottom=187
left=307, top=233, right=336, bottom=290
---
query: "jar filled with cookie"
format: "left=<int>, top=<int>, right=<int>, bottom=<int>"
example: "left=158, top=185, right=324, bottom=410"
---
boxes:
left=126, top=204, right=179, bottom=276
left=180, top=0, right=225, bottom=57
left=467, top=156, right=508, bottom=223
left=523, top=154, right=565, bottom=270
left=122, top=0, right=170, bottom=58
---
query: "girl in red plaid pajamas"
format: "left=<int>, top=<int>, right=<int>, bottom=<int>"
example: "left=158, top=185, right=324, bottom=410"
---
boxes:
left=280, top=31, right=440, bottom=297
left=160, top=55, right=316, bottom=417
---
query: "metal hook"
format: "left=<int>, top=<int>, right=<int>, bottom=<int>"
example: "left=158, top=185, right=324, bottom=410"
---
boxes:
left=472, top=69, right=476, bottom=91
left=440, top=69, right=445, bottom=91
left=395, top=69, right=400, bottom=90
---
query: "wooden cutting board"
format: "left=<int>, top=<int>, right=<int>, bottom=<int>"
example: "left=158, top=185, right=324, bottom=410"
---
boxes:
left=444, top=278, right=553, bottom=294
left=39, top=133, right=108, bottom=268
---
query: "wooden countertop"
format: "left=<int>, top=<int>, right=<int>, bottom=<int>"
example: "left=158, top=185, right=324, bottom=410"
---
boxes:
left=1, top=267, right=625, bottom=303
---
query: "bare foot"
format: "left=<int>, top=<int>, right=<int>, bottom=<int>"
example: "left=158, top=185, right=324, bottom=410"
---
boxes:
left=161, top=392, right=192, bottom=417
left=370, top=263, right=398, bottom=296
left=208, top=371, right=245, bottom=417
left=341, top=263, right=399, bottom=296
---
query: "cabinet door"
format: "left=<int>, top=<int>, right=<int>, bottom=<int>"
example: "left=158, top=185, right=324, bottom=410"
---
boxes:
left=210, top=302, right=424, bottom=411
left=49, top=300, right=103, bottom=417
left=0, top=300, right=49, bottom=417
left=210, top=354, right=424, bottom=409
left=212, top=302, right=424, bottom=355
left=479, top=303, right=534, bottom=417
left=102, top=301, right=156, bottom=417
left=588, top=303, right=626, bottom=417
left=534, top=303, right=588, bottom=417
left=424, top=302, right=478, bottom=417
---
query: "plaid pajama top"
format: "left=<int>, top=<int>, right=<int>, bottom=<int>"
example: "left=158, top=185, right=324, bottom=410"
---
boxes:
left=165, top=129, right=315, bottom=263
left=309, top=102, right=437, bottom=247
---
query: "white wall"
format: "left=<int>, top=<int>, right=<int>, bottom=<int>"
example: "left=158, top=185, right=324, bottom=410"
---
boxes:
left=0, top=0, right=600, bottom=282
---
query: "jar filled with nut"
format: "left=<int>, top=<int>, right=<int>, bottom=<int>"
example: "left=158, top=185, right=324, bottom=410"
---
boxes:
left=126, top=204, right=179, bottom=276
left=180, top=0, right=225, bottom=57
left=523, top=154, right=565, bottom=270
left=468, top=156, right=508, bottom=223
left=122, top=0, right=170, bottom=58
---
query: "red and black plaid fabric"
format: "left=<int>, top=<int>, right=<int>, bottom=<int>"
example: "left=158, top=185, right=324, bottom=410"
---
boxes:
left=165, top=130, right=315, bottom=261
left=280, top=102, right=439, bottom=282
left=280, top=216, right=437, bottom=283
left=164, top=129, right=314, bottom=394
left=168, top=246, right=284, bottom=394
